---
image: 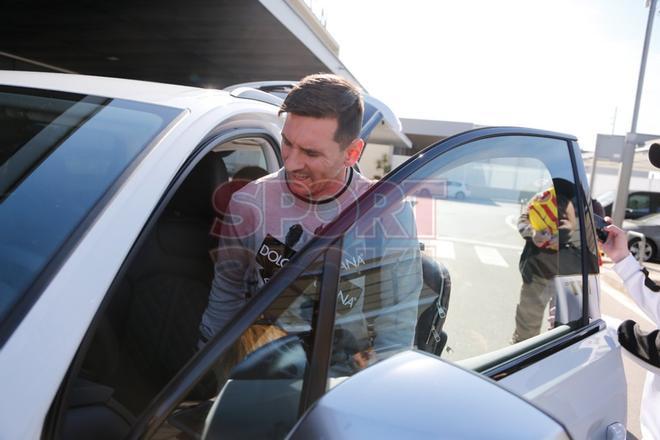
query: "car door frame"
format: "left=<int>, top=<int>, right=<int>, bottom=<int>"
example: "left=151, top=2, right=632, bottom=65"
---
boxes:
left=120, top=126, right=605, bottom=439
left=44, top=127, right=283, bottom=440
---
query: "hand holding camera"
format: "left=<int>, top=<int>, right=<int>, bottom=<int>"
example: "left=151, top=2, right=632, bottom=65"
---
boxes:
left=596, top=215, right=630, bottom=263
left=593, top=214, right=610, bottom=243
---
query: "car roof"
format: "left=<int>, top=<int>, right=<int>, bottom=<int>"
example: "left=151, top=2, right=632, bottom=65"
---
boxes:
left=0, top=70, right=237, bottom=109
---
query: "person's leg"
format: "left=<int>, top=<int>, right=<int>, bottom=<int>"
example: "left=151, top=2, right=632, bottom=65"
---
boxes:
left=513, top=276, right=553, bottom=342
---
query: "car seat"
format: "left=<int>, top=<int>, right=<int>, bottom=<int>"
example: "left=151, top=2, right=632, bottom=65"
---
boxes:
left=60, top=378, right=135, bottom=440
left=109, top=152, right=229, bottom=413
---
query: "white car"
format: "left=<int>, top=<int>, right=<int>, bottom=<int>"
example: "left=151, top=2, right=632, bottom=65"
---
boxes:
left=446, top=180, right=470, bottom=199
left=0, top=71, right=626, bottom=439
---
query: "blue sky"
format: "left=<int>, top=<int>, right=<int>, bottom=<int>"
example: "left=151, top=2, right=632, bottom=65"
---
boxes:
left=324, top=0, right=660, bottom=149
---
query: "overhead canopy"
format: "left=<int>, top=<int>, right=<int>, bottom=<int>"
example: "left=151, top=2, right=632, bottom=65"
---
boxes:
left=1, top=1, right=328, bottom=87
left=0, top=0, right=411, bottom=148
left=400, top=118, right=479, bottom=152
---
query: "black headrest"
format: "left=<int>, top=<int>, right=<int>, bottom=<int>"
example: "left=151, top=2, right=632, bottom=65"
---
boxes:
left=167, top=152, right=228, bottom=218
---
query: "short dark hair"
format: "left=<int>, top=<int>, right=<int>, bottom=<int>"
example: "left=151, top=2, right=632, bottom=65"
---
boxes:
left=279, top=73, right=364, bottom=148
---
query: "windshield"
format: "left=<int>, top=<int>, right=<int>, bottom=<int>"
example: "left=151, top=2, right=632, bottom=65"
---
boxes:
left=0, top=86, right=182, bottom=330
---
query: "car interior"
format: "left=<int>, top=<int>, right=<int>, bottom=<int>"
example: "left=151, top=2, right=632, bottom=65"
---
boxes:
left=58, top=137, right=269, bottom=437
left=56, top=133, right=599, bottom=440
left=57, top=136, right=451, bottom=440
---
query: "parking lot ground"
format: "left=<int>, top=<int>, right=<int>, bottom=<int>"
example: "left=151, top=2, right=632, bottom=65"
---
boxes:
left=600, top=258, right=660, bottom=440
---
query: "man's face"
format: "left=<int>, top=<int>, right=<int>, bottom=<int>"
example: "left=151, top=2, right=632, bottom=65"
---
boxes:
left=558, top=199, right=577, bottom=231
left=281, top=113, right=363, bottom=200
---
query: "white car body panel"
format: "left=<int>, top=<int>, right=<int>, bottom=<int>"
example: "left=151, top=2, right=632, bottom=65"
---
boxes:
left=0, top=71, right=285, bottom=438
left=291, top=351, right=569, bottom=439
left=500, top=325, right=626, bottom=439
left=0, top=71, right=221, bottom=107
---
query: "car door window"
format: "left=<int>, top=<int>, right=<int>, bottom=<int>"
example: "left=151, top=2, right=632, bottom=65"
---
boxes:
left=328, top=135, right=588, bottom=380
left=55, top=134, right=279, bottom=439
left=220, top=144, right=268, bottom=177
left=153, top=253, right=325, bottom=440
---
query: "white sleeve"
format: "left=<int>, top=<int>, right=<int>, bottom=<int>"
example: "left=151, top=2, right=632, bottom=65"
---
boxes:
left=613, top=254, right=660, bottom=326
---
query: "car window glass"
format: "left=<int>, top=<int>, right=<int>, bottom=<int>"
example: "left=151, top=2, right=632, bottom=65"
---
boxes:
left=0, top=86, right=181, bottom=329
left=328, top=196, right=423, bottom=377
left=628, top=194, right=650, bottom=217
left=209, top=139, right=270, bottom=244
left=328, top=135, right=584, bottom=379
left=153, top=254, right=324, bottom=440
left=221, top=144, right=268, bottom=177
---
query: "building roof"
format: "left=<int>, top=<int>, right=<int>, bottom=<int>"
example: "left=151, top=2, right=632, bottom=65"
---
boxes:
left=400, top=117, right=480, bottom=151
left=0, top=0, right=348, bottom=89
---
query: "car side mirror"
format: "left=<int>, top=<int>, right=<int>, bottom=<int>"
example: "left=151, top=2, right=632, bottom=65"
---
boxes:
left=287, top=351, right=570, bottom=439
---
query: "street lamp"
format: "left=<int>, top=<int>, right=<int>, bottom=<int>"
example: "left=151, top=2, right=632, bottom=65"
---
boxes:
left=611, top=0, right=658, bottom=226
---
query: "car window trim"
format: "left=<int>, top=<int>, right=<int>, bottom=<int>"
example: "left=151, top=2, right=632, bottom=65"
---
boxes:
left=482, top=319, right=605, bottom=381
left=0, top=103, right=188, bottom=351
left=457, top=324, right=573, bottom=372
left=298, top=239, right=343, bottom=413
left=568, top=139, right=597, bottom=327
left=44, top=128, right=281, bottom=440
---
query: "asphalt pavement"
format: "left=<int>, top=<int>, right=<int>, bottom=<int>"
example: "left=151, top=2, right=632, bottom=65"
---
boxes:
left=600, top=257, right=660, bottom=440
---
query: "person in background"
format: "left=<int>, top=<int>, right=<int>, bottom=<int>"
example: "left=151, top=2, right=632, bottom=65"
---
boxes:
left=513, top=179, right=581, bottom=342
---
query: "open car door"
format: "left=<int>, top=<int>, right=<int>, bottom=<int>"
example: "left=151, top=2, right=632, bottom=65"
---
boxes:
left=126, top=127, right=626, bottom=440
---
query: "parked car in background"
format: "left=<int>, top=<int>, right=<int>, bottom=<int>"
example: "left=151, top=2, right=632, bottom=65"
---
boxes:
left=598, top=190, right=660, bottom=220
left=413, top=179, right=470, bottom=200
left=0, top=72, right=626, bottom=439
left=446, top=180, right=471, bottom=199
left=623, top=213, right=660, bottom=261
